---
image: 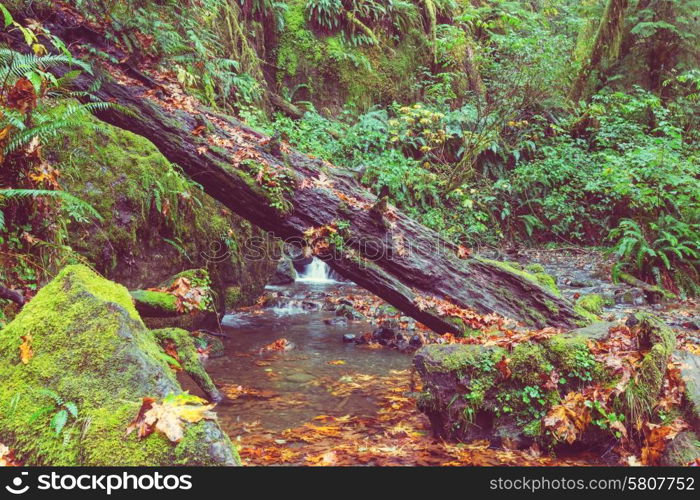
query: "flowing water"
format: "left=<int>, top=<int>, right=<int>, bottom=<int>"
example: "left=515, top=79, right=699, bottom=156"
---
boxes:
left=208, top=261, right=410, bottom=435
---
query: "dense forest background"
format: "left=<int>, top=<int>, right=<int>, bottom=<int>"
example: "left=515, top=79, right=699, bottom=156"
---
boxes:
left=1, top=0, right=699, bottom=317
left=1, top=0, right=699, bottom=468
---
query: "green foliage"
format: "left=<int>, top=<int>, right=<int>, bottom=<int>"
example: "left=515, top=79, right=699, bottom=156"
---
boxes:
left=0, top=189, right=101, bottom=226
left=28, top=388, right=78, bottom=437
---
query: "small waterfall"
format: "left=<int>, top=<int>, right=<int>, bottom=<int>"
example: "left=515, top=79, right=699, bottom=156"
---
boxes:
left=296, top=257, right=336, bottom=283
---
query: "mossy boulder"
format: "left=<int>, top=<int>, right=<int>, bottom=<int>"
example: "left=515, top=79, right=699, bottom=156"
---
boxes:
left=660, top=431, right=700, bottom=466
left=574, top=294, right=605, bottom=323
left=130, top=290, right=179, bottom=317
left=0, top=265, right=237, bottom=466
left=269, top=258, right=296, bottom=286
left=414, top=315, right=676, bottom=451
left=152, top=328, right=221, bottom=403
left=47, top=111, right=276, bottom=312
left=675, top=349, right=700, bottom=429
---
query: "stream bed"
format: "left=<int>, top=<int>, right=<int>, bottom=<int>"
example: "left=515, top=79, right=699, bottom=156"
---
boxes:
left=202, top=255, right=698, bottom=465
left=208, top=281, right=411, bottom=435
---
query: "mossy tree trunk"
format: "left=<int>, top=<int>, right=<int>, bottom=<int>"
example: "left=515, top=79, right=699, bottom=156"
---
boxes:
left=21, top=5, right=585, bottom=334
left=568, top=0, right=628, bottom=103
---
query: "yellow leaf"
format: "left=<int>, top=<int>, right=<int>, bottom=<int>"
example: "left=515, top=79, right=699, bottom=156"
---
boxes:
left=32, top=43, right=47, bottom=56
left=19, top=334, right=33, bottom=364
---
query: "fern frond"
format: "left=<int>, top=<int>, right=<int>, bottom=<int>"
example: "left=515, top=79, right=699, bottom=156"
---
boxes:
left=0, top=189, right=103, bottom=221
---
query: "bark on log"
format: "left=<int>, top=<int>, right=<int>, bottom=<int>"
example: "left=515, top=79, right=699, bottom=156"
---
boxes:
left=30, top=6, right=584, bottom=333
left=0, top=285, right=24, bottom=306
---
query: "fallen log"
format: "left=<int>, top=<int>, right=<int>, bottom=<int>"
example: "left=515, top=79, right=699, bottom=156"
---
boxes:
left=23, top=5, right=584, bottom=333
left=0, top=285, right=24, bottom=306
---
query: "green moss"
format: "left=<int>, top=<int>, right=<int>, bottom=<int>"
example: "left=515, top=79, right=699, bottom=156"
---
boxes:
left=525, top=263, right=545, bottom=274
left=418, top=344, right=485, bottom=373
left=224, top=286, right=242, bottom=310
left=575, top=294, right=604, bottom=315
left=0, top=265, right=235, bottom=465
left=545, top=334, right=605, bottom=385
left=152, top=328, right=219, bottom=400
left=130, top=290, right=178, bottom=313
left=623, top=314, right=676, bottom=422
left=482, top=258, right=561, bottom=297
left=510, top=342, right=548, bottom=386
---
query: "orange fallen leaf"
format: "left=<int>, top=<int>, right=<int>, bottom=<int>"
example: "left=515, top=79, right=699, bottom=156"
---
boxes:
left=327, top=360, right=346, bottom=366
left=19, top=334, right=33, bottom=364
left=496, top=355, right=511, bottom=380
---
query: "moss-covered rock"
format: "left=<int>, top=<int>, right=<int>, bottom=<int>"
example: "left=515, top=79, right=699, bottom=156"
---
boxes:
left=152, top=328, right=221, bottom=403
left=622, top=314, right=677, bottom=422
left=130, top=290, right=179, bottom=317
left=130, top=269, right=215, bottom=322
left=660, top=431, right=700, bottom=466
left=47, top=111, right=276, bottom=312
left=413, top=316, right=674, bottom=450
left=575, top=294, right=604, bottom=317
left=675, top=349, right=700, bottom=429
left=0, top=265, right=237, bottom=466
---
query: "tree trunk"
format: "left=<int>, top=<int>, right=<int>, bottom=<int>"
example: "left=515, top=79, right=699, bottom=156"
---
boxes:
left=569, top=0, right=628, bottom=103
left=31, top=6, right=584, bottom=334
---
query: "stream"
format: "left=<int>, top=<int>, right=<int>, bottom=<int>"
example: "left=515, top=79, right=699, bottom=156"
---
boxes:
left=203, top=253, right=699, bottom=465
left=208, top=261, right=411, bottom=436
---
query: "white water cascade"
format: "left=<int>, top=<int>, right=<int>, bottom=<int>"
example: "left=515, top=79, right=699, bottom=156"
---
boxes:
left=295, top=257, right=336, bottom=284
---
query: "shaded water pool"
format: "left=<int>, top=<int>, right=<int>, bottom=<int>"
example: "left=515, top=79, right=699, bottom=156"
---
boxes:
left=206, top=282, right=411, bottom=434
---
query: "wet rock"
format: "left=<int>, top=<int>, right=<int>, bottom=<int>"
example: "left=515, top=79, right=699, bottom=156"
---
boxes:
left=302, top=300, right=320, bottom=311
left=409, top=334, right=425, bottom=348
left=675, top=349, right=700, bottom=429
left=565, top=278, right=595, bottom=288
left=561, top=322, right=615, bottom=342
left=335, top=304, right=365, bottom=321
left=285, top=373, right=315, bottom=384
left=372, top=327, right=397, bottom=345
left=292, top=256, right=314, bottom=273
left=0, top=265, right=238, bottom=466
left=342, top=333, right=356, bottom=343
left=269, top=258, right=296, bottom=285
left=660, top=431, right=700, bottom=466
left=614, top=288, right=646, bottom=305
left=325, top=317, right=349, bottom=327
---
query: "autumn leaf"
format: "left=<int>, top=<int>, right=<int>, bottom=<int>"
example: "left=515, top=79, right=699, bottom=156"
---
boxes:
left=7, top=77, right=37, bottom=112
left=260, top=338, right=291, bottom=353
left=496, top=355, right=512, bottom=379
left=0, top=443, right=22, bottom=466
left=162, top=339, right=181, bottom=371
left=543, top=392, right=592, bottom=444
left=125, top=397, right=156, bottom=439
left=457, top=245, right=471, bottom=259
left=19, top=334, right=33, bottom=364
left=126, top=394, right=216, bottom=443
left=640, top=418, right=688, bottom=465
left=328, top=360, right=346, bottom=365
